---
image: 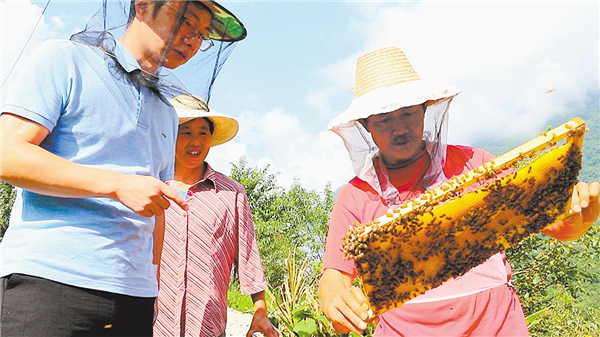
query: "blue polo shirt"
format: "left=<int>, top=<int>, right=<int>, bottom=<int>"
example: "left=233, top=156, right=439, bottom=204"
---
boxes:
left=0, top=39, right=178, bottom=297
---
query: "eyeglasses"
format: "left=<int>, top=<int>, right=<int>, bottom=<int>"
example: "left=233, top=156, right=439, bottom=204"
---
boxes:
left=163, top=3, right=214, bottom=52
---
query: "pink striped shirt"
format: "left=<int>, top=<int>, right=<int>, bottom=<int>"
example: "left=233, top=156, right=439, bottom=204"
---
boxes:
left=154, top=164, right=267, bottom=336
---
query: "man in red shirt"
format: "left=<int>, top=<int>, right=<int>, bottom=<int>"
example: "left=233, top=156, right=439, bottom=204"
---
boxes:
left=318, top=47, right=599, bottom=336
left=154, top=95, right=278, bottom=337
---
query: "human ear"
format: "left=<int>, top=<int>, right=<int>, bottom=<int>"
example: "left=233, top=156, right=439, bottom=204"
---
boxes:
left=134, top=0, right=151, bottom=21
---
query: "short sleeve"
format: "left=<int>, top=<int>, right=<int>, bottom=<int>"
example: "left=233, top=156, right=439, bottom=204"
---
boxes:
left=159, top=114, right=178, bottom=181
left=236, top=189, right=268, bottom=295
left=2, top=40, right=73, bottom=132
left=322, top=184, right=361, bottom=278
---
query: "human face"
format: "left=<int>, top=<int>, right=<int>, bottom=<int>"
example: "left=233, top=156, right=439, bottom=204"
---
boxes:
left=365, top=105, right=426, bottom=167
left=143, top=1, right=213, bottom=70
left=175, top=118, right=213, bottom=174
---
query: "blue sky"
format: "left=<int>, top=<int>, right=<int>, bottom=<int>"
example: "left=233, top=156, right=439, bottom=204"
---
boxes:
left=2, top=0, right=599, bottom=191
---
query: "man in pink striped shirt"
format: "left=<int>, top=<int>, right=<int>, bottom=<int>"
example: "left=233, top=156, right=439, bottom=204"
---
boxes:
left=154, top=95, right=278, bottom=337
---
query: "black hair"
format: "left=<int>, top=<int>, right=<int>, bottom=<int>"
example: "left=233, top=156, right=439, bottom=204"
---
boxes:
left=128, top=0, right=165, bottom=23
left=152, top=1, right=167, bottom=16
left=202, top=117, right=215, bottom=134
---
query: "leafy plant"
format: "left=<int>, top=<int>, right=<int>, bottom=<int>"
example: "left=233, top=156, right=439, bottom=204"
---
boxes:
left=266, top=252, right=334, bottom=336
left=0, top=181, right=16, bottom=240
left=525, top=307, right=551, bottom=329
left=230, top=157, right=333, bottom=287
left=227, top=280, right=254, bottom=314
left=507, top=224, right=600, bottom=336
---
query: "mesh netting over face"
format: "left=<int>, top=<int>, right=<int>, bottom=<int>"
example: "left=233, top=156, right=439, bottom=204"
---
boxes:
left=70, top=0, right=244, bottom=108
left=332, top=100, right=452, bottom=206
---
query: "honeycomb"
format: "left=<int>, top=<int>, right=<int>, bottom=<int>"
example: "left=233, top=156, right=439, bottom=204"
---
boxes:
left=342, top=118, right=586, bottom=317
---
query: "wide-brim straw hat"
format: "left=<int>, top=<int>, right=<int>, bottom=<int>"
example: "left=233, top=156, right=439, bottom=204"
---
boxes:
left=202, top=0, right=247, bottom=42
left=170, top=94, right=239, bottom=147
left=328, top=47, right=461, bottom=129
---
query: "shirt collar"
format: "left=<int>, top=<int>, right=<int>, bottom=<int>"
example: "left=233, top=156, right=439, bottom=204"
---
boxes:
left=113, top=41, right=142, bottom=74
left=190, top=163, right=221, bottom=193
left=113, top=41, right=163, bottom=76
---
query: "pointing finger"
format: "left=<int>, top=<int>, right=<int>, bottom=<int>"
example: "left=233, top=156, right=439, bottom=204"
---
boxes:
left=161, top=185, right=189, bottom=211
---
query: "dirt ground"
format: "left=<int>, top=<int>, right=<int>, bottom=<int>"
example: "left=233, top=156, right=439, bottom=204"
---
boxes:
left=225, top=308, right=253, bottom=336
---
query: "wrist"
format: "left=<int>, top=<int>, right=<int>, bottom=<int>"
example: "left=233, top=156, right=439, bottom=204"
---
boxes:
left=96, top=169, right=124, bottom=200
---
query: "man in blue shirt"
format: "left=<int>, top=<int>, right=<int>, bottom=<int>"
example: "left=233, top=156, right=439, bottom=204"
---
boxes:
left=0, top=1, right=246, bottom=335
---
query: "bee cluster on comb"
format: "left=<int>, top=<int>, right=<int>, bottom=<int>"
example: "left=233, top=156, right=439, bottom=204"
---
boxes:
left=341, top=118, right=586, bottom=317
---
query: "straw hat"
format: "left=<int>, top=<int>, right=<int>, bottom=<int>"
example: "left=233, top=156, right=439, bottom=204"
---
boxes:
left=170, top=94, right=239, bottom=147
left=328, top=47, right=460, bottom=129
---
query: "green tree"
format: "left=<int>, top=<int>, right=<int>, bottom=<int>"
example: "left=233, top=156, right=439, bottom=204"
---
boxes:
left=1, top=181, right=16, bottom=240
left=506, top=103, right=600, bottom=336
left=507, top=226, right=600, bottom=336
left=230, top=157, right=334, bottom=287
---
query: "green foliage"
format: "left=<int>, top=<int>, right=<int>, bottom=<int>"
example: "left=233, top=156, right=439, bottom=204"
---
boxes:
left=525, top=307, right=551, bottom=329
left=0, top=181, right=16, bottom=240
left=227, top=280, right=255, bottom=314
left=505, top=97, right=600, bottom=336
left=507, top=221, right=600, bottom=335
left=266, top=252, right=335, bottom=336
left=230, top=157, right=334, bottom=287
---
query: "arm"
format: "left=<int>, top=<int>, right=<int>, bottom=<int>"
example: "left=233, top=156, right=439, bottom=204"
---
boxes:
left=0, top=114, right=187, bottom=217
left=246, top=291, right=278, bottom=337
left=318, top=269, right=369, bottom=335
left=542, top=182, right=599, bottom=241
left=153, top=212, right=165, bottom=272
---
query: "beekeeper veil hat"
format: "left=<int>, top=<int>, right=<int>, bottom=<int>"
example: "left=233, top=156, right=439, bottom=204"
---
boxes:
left=328, top=47, right=460, bottom=206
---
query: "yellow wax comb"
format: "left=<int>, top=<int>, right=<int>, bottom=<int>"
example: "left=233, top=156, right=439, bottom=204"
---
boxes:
left=342, top=118, right=586, bottom=317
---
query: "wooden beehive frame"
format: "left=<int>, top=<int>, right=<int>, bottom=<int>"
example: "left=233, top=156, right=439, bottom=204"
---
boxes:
left=342, top=117, right=587, bottom=317
left=368, top=117, right=586, bottom=230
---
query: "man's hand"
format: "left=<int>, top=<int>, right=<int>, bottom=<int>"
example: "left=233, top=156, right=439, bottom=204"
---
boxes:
left=113, top=174, right=188, bottom=217
left=542, top=182, right=600, bottom=241
left=318, top=269, right=369, bottom=335
left=1, top=113, right=188, bottom=216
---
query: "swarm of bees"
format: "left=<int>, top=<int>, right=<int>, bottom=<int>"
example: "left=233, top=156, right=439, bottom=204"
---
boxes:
left=342, top=118, right=586, bottom=317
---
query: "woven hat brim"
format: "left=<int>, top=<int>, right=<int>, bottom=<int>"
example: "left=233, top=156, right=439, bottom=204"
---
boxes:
left=201, top=0, right=247, bottom=41
left=328, top=80, right=460, bottom=130
left=178, top=111, right=239, bottom=147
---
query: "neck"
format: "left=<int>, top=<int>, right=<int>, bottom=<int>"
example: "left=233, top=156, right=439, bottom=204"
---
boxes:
left=120, top=28, right=159, bottom=74
left=174, top=162, right=207, bottom=186
left=383, top=149, right=431, bottom=191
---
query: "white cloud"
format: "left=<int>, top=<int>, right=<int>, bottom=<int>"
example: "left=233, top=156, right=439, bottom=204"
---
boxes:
left=205, top=107, right=354, bottom=191
left=49, top=16, right=66, bottom=32
left=312, top=1, right=598, bottom=146
left=1, top=1, right=69, bottom=102
left=204, top=140, right=248, bottom=174
left=305, top=53, right=356, bottom=115
left=214, top=2, right=597, bottom=191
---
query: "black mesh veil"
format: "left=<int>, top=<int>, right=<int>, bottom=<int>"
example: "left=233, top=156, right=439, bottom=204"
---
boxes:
left=70, top=0, right=245, bottom=109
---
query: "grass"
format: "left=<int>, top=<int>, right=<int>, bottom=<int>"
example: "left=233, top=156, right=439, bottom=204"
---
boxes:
left=227, top=280, right=254, bottom=314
